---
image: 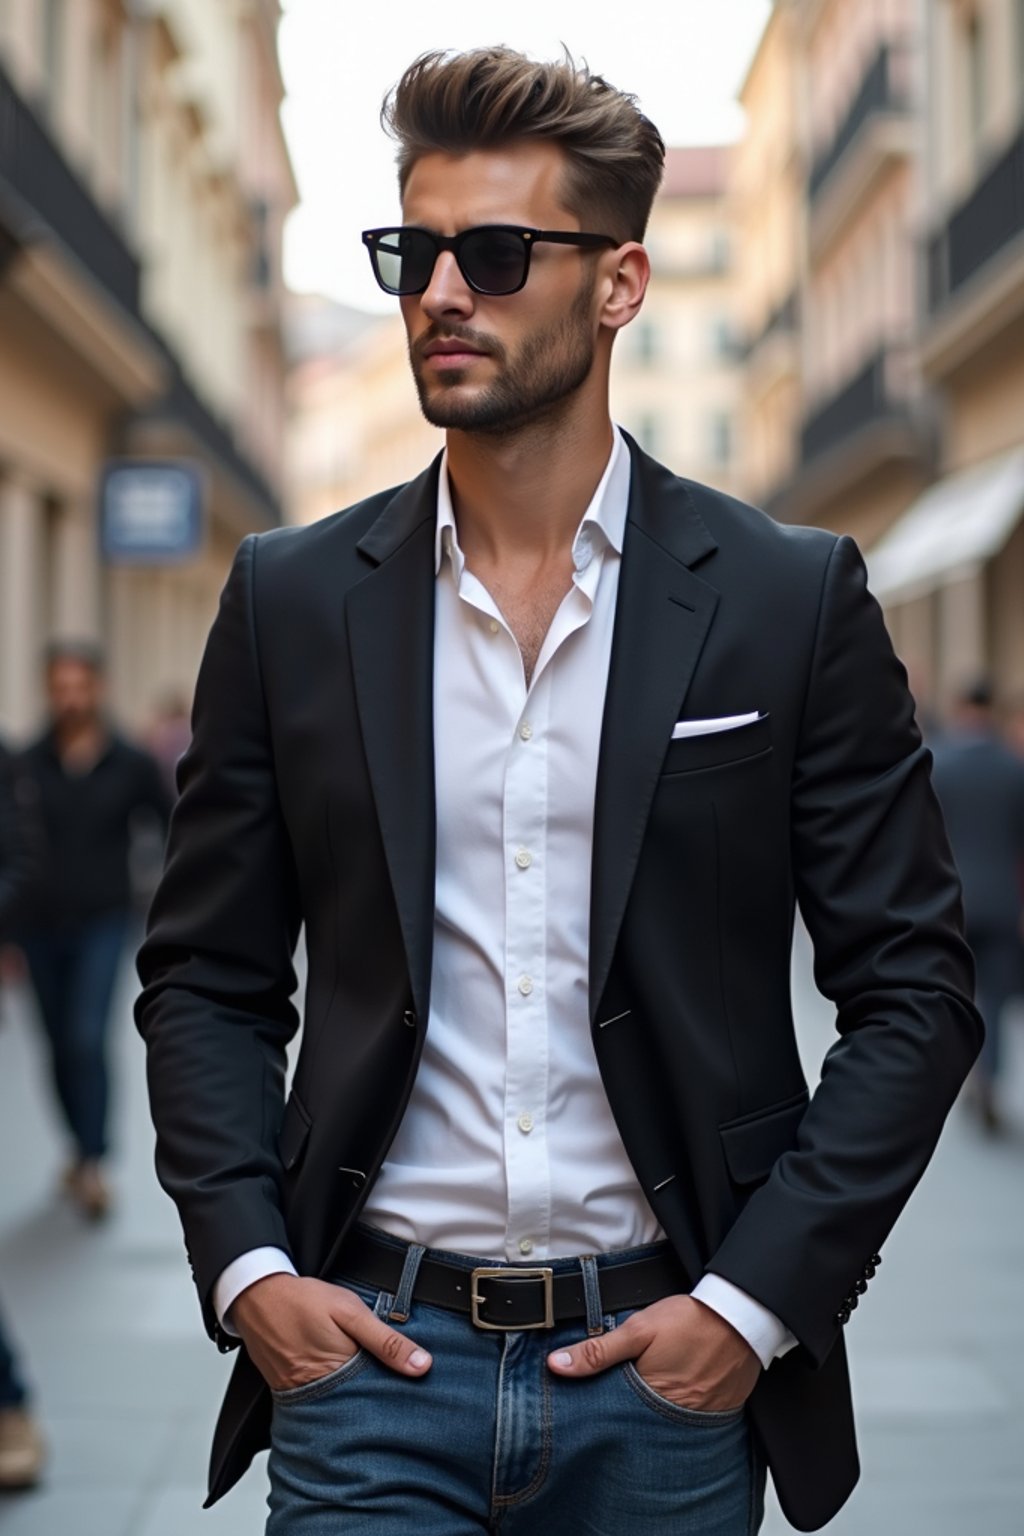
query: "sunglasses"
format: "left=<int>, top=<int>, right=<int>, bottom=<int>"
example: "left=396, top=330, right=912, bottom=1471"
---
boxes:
left=362, top=225, right=619, bottom=297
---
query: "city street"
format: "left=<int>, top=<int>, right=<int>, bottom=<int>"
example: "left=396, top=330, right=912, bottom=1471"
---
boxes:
left=1, top=925, right=1022, bottom=1536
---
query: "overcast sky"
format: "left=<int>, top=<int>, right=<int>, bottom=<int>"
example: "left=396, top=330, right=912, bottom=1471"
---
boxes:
left=278, top=0, right=772, bottom=312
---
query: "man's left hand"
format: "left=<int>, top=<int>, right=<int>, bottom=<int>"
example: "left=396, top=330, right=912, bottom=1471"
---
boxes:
left=547, top=1294, right=761, bottom=1411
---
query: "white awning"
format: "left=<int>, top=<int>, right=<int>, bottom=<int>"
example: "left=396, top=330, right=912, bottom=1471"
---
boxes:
left=866, top=445, right=1024, bottom=604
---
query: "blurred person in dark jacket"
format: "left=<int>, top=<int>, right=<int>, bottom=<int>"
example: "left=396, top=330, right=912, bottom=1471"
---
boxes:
left=931, top=680, right=1024, bottom=1131
left=15, top=642, right=171, bottom=1218
left=0, top=739, right=46, bottom=1489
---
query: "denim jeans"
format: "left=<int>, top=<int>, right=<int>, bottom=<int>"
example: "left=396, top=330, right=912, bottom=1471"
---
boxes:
left=20, top=911, right=129, bottom=1161
left=267, top=1236, right=765, bottom=1535
left=0, top=1298, right=28, bottom=1410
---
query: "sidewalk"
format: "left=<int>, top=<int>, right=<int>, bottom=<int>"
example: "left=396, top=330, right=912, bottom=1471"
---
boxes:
left=0, top=926, right=1022, bottom=1535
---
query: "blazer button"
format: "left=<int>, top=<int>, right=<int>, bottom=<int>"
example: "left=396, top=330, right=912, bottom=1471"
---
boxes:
left=835, top=1305, right=851, bottom=1326
left=854, top=1278, right=868, bottom=1295
left=847, top=1293, right=859, bottom=1311
left=863, top=1262, right=876, bottom=1280
left=402, top=1009, right=417, bottom=1028
left=870, top=1254, right=882, bottom=1267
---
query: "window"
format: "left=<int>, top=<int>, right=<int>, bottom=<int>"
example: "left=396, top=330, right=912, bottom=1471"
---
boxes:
left=709, top=411, right=733, bottom=467
left=635, top=413, right=661, bottom=457
left=632, top=321, right=659, bottom=366
left=710, top=315, right=734, bottom=361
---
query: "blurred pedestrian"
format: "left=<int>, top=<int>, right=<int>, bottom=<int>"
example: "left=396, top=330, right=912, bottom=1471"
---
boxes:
left=0, top=739, right=46, bottom=1490
left=15, top=642, right=171, bottom=1219
left=145, top=689, right=192, bottom=802
left=931, top=680, right=1024, bottom=1132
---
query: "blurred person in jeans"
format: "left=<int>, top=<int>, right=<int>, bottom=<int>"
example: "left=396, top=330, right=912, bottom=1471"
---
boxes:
left=931, top=680, right=1024, bottom=1131
left=15, top=642, right=171, bottom=1218
left=0, top=739, right=45, bottom=1489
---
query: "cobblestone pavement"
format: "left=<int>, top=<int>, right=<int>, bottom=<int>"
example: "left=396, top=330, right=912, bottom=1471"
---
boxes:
left=0, top=923, right=1022, bottom=1535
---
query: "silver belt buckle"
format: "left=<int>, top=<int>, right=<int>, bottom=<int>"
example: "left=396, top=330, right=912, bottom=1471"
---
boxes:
left=470, top=1266, right=555, bottom=1330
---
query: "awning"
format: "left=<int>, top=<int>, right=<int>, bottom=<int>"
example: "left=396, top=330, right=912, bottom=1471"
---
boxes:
left=866, top=445, right=1024, bottom=603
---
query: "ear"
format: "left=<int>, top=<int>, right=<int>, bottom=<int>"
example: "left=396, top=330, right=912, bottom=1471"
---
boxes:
left=598, top=243, right=650, bottom=334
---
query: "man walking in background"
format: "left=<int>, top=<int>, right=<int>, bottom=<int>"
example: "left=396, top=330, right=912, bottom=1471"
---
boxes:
left=138, top=47, right=980, bottom=1534
left=17, top=643, right=170, bottom=1220
left=0, top=739, right=45, bottom=1489
left=932, top=681, right=1024, bottom=1132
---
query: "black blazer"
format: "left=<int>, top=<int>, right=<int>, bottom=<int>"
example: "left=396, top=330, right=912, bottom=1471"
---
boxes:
left=136, top=437, right=981, bottom=1532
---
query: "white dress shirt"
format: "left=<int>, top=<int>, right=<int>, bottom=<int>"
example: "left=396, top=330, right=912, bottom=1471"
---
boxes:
left=215, top=428, right=795, bottom=1368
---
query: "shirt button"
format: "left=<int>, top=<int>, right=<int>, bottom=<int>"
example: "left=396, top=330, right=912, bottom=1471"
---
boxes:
left=517, top=975, right=534, bottom=997
left=518, top=1238, right=534, bottom=1256
left=517, top=1111, right=535, bottom=1134
left=488, top=619, right=500, bottom=634
left=519, top=721, right=533, bottom=741
left=514, top=848, right=532, bottom=870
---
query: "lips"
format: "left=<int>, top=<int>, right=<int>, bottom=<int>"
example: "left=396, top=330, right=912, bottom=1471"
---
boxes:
left=422, top=340, right=486, bottom=360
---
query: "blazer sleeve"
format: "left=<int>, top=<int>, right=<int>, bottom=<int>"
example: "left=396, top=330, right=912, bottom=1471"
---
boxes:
left=135, top=534, right=302, bottom=1344
left=705, top=535, right=983, bottom=1366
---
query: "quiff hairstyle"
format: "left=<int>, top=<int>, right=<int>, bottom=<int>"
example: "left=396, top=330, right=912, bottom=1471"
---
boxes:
left=382, top=47, right=666, bottom=244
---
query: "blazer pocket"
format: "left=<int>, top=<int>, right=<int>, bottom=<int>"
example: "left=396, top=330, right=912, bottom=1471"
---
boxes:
left=661, top=711, right=772, bottom=776
left=278, top=1090, right=312, bottom=1172
left=719, top=1089, right=809, bottom=1186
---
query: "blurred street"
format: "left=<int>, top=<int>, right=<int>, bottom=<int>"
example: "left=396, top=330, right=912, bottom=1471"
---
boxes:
left=0, top=927, right=1021, bottom=1535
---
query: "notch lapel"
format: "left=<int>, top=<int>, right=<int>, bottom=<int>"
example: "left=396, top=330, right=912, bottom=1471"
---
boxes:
left=590, top=442, right=720, bottom=1014
left=346, top=458, right=441, bottom=1022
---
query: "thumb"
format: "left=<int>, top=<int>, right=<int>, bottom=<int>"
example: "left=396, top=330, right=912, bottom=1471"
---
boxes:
left=347, top=1308, right=432, bottom=1377
left=547, top=1315, right=648, bottom=1378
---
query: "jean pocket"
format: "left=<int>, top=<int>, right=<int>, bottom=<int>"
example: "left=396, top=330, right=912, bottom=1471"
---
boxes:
left=270, top=1284, right=390, bottom=1406
left=620, top=1362, right=746, bottom=1426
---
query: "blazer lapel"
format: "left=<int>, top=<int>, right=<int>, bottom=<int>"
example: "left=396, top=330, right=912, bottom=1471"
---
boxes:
left=346, top=457, right=441, bottom=1022
left=590, top=441, right=720, bottom=1014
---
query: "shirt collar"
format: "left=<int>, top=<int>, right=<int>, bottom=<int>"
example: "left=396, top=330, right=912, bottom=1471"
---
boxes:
left=434, top=426, right=630, bottom=579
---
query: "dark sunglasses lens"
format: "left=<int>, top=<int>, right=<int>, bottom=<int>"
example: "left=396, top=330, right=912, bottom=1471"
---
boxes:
left=460, top=229, right=527, bottom=293
left=372, top=230, right=436, bottom=294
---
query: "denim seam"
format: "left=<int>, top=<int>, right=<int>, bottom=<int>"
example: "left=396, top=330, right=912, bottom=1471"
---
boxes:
left=491, top=1339, right=554, bottom=1511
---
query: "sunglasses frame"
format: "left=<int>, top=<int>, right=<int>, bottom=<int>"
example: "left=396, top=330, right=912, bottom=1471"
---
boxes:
left=361, top=225, right=619, bottom=297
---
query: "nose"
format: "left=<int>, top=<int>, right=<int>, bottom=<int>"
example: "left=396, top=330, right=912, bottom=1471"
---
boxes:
left=419, top=249, right=475, bottom=323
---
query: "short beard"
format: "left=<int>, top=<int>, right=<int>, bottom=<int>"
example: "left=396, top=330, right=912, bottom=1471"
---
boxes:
left=410, top=272, right=597, bottom=437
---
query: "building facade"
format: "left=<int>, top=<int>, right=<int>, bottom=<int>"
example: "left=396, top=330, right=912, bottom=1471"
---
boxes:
left=0, top=0, right=296, bottom=737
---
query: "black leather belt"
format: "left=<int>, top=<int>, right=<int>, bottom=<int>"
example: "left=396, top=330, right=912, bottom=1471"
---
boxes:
left=337, top=1228, right=688, bottom=1332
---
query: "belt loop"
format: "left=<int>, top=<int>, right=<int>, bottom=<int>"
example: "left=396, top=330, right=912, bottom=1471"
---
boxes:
left=580, top=1254, right=605, bottom=1336
left=389, top=1242, right=426, bottom=1324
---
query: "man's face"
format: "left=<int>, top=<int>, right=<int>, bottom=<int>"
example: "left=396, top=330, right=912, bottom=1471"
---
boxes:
left=399, top=142, right=609, bottom=435
left=47, top=658, right=103, bottom=730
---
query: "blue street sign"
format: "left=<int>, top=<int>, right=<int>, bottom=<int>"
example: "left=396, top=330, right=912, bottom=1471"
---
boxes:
left=99, top=460, right=203, bottom=564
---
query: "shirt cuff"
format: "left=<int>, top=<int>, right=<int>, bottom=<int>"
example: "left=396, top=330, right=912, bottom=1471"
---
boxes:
left=213, top=1247, right=298, bottom=1335
left=691, top=1273, right=798, bottom=1369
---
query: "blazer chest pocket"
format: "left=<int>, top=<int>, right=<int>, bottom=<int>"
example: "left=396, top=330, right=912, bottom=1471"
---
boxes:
left=278, top=1090, right=312, bottom=1173
left=719, top=1089, right=809, bottom=1187
left=661, top=712, right=772, bottom=776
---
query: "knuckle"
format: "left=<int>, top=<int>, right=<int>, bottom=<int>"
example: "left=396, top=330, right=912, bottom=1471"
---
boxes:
left=378, top=1330, right=404, bottom=1365
left=581, top=1338, right=606, bottom=1371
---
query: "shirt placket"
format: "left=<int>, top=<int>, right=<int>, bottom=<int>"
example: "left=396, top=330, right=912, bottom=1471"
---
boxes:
left=502, top=665, right=552, bottom=1260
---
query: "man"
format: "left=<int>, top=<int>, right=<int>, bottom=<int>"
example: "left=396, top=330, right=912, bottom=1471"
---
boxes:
left=137, top=48, right=981, bottom=1535
left=931, top=681, right=1024, bottom=1132
left=0, top=739, right=46, bottom=1489
left=18, top=643, right=170, bottom=1219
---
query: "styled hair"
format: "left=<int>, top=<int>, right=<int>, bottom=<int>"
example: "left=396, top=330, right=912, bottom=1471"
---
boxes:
left=382, top=47, right=666, bottom=243
left=44, top=639, right=105, bottom=675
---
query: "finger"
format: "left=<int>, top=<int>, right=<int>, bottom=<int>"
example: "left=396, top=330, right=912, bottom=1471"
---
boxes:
left=547, top=1316, right=649, bottom=1378
left=339, top=1303, right=432, bottom=1376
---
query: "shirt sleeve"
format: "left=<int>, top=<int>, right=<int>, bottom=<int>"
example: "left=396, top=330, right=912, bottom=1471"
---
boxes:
left=691, top=1272, right=798, bottom=1368
left=214, top=1246, right=298, bottom=1335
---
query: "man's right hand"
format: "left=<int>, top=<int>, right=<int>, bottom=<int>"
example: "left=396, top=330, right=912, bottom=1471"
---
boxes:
left=230, top=1273, right=432, bottom=1392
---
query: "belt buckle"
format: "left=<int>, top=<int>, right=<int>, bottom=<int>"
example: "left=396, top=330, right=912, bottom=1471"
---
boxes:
left=470, top=1266, right=554, bottom=1330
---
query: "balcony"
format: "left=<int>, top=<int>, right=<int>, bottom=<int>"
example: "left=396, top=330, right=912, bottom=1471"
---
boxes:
left=743, top=291, right=799, bottom=359
left=801, top=348, right=909, bottom=465
left=809, top=46, right=909, bottom=201
left=808, top=45, right=913, bottom=258
left=927, top=127, right=1024, bottom=314
left=0, top=59, right=141, bottom=315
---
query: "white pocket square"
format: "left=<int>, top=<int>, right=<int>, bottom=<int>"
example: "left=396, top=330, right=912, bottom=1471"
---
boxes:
left=671, top=712, right=761, bottom=740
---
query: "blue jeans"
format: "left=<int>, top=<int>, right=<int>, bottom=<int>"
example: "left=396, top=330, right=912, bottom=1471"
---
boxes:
left=20, top=912, right=129, bottom=1161
left=0, top=1298, right=28, bottom=1410
left=267, top=1237, right=765, bottom=1535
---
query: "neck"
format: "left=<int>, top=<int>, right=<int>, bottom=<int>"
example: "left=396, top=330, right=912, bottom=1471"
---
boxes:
left=445, top=398, right=615, bottom=564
